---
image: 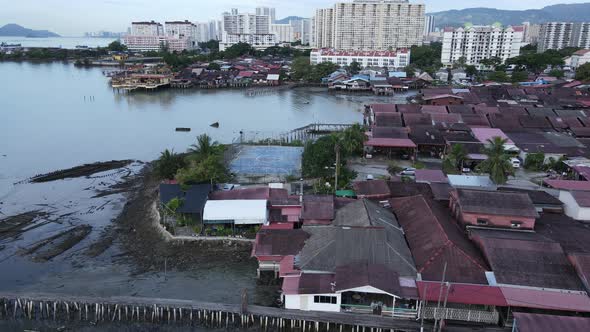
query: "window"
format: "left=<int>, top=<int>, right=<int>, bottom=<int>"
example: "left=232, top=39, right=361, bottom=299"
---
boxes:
left=313, top=296, right=337, bottom=304
left=477, top=218, right=489, bottom=226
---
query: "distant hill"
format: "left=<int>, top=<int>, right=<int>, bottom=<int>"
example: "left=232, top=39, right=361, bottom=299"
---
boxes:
left=429, top=3, right=590, bottom=28
left=0, top=24, right=60, bottom=37
left=275, top=16, right=307, bottom=24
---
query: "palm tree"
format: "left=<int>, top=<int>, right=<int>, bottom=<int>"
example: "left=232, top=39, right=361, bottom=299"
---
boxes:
left=443, top=144, right=467, bottom=174
left=340, top=124, right=366, bottom=157
left=189, top=134, right=219, bottom=159
left=155, top=149, right=185, bottom=180
left=477, top=137, right=514, bottom=184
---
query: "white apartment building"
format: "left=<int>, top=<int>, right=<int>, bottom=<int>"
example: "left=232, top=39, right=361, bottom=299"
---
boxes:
left=125, top=20, right=196, bottom=52
left=131, top=21, right=164, bottom=36
left=300, top=19, right=313, bottom=45
left=522, top=22, right=541, bottom=45
left=165, top=20, right=198, bottom=48
left=538, top=22, right=590, bottom=52
left=221, top=9, right=276, bottom=50
left=124, top=35, right=192, bottom=52
left=313, top=8, right=334, bottom=49
left=271, top=24, right=295, bottom=43
left=441, top=25, right=524, bottom=69
left=256, top=7, right=276, bottom=23
left=313, top=0, right=425, bottom=50
left=565, top=49, right=590, bottom=69
left=310, top=49, right=410, bottom=69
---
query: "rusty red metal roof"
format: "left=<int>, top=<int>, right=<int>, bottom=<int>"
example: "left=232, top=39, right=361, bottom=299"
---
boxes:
left=417, top=281, right=507, bottom=306
left=502, top=287, right=590, bottom=312
left=370, top=104, right=397, bottom=113
left=544, top=179, right=590, bottom=191
left=365, top=138, right=417, bottom=148
left=253, top=229, right=310, bottom=258
left=353, top=180, right=392, bottom=199
left=414, top=170, right=448, bottom=184
left=513, top=313, right=590, bottom=332
left=301, top=195, right=334, bottom=221
left=389, top=195, right=489, bottom=284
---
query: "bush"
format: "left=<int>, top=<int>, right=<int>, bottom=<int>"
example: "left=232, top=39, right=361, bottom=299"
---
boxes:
left=412, top=162, right=426, bottom=170
left=524, top=153, right=545, bottom=171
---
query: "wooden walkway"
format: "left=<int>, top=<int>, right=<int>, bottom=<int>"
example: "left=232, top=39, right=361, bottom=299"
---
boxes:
left=0, top=292, right=428, bottom=331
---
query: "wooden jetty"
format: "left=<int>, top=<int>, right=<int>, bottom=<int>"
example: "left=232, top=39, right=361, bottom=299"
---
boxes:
left=0, top=292, right=427, bottom=331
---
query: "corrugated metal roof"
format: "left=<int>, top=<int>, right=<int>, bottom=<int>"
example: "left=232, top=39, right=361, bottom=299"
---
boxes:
left=365, top=138, right=417, bottom=148
left=513, top=313, right=590, bottom=332
left=301, top=195, right=334, bottom=221
left=544, top=179, right=590, bottom=191
left=414, top=170, right=448, bottom=184
left=389, top=195, right=489, bottom=284
left=253, top=229, right=310, bottom=257
left=502, top=287, right=590, bottom=312
left=454, top=189, right=538, bottom=218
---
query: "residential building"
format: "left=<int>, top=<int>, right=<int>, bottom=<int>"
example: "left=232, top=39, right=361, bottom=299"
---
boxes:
left=310, top=49, right=410, bottom=69
left=538, top=22, right=590, bottom=52
left=300, top=19, right=313, bottom=45
left=165, top=20, right=198, bottom=47
left=131, top=21, right=164, bottom=36
left=423, top=15, right=435, bottom=36
left=449, top=189, right=539, bottom=230
left=565, top=49, right=590, bottom=69
left=221, top=9, right=276, bottom=50
left=207, top=20, right=222, bottom=41
left=522, top=22, right=541, bottom=45
left=313, top=0, right=425, bottom=50
left=271, top=24, right=294, bottom=43
left=124, top=20, right=197, bottom=52
left=441, top=25, right=524, bottom=69
left=256, top=7, right=276, bottom=23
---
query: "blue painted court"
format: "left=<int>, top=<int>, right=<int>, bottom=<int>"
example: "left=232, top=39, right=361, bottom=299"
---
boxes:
left=230, top=146, right=303, bottom=176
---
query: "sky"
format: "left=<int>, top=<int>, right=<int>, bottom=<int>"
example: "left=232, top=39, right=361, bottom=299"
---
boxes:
left=1, top=0, right=589, bottom=36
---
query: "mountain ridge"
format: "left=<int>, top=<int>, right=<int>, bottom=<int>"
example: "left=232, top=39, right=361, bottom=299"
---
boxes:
left=428, top=3, right=590, bottom=28
left=0, top=24, right=60, bottom=38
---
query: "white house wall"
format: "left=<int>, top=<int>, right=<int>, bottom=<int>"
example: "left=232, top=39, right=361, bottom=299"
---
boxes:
left=284, top=294, right=341, bottom=312
left=559, top=191, right=590, bottom=221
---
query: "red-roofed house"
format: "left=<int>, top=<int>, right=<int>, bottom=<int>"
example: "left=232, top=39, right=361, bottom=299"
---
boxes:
left=422, top=94, right=463, bottom=106
left=449, top=189, right=539, bottom=230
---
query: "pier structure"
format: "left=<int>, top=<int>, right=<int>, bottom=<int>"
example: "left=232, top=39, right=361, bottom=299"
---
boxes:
left=0, top=293, right=428, bottom=331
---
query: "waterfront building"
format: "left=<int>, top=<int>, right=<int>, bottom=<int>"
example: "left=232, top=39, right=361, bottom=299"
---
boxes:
left=165, top=20, right=198, bottom=48
left=131, top=21, right=164, bottom=36
left=423, top=15, right=435, bottom=36
left=256, top=7, right=276, bottom=23
left=221, top=9, right=276, bottom=50
left=271, top=24, right=295, bottom=43
left=538, top=22, right=590, bottom=52
left=312, top=0, right=425, bottom=50
left=124, top=20, right=195, bottom=52
left=441, top=25, right=524, bottom=69
left=310, top=48, right=410, bottom=69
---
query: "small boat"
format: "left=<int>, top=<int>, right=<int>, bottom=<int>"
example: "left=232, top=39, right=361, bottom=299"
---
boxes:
left=210, top=122, right=220, bottom=128
left=175, top=128, right=191, bottom=132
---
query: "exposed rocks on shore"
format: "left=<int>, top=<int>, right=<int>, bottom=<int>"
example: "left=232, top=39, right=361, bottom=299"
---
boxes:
left=24, top=160, right=135, bottom=184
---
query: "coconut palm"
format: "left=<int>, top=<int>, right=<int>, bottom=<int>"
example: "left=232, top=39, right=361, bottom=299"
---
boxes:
left=155, top=149, right=185, bottom=180
left=443, top=144, right=467, bottom=174
left=477, top=137, right=514, bottom=184
left=189, top=134, right=220, bottom=159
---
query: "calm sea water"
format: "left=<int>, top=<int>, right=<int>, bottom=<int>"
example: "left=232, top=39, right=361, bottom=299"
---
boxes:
left=0, top=61, right=414, bottom=190
left=0, top=36, right=117, bottom=49
left=0, top=61, right=411, bottom=330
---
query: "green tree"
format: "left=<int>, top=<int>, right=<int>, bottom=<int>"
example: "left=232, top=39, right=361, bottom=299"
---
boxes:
left=176, top=155, right=230, bottom=185
left=488, top=70, right=509, bottom=82
left=511, top=70, right=529, bottom=83
left=477, top=137, right=514, bottom=184
left=339, top=124, right=366, bottom=157
left=223, top=42, right=254, bottom=59
left=291, top=56, right=312, bottom=81
left=465, top=65, right=478, bottom=78
left=189, top=134, right=221, bottom=160
left=410, top=42, right=443, bottom=75
left=524, top=153, right=545, bottom=171
left=155, top=149, right=186, bottom=180
left=207, top=62, right=221, bottom=70
left=405, top=65, right=416, bottom=78
left=348, top=61, right=362, bottom=75
left=309, top=62, right=340, bottom=82
left=443, top=144, right=467, bottom=174
left=549, top=69, right=564, bottom=78
left=107, top=41, right=127, bottom=52
left=576, top=63, right=590, bottom=81
left=454, top=56, right=467, bottom=68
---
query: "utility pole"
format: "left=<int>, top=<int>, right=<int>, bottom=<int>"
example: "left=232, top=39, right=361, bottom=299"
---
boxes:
left=438, top=281, right=451, bottom=332
left=433, top=262, right=447, bottom=332
left=334, top=143, right=340, bottom=193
